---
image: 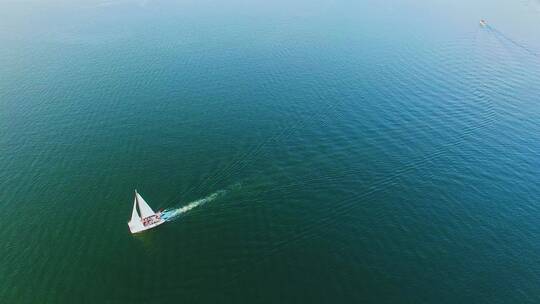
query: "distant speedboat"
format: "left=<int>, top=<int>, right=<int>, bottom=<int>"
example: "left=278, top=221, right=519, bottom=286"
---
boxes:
left=128, top=190, right=165, bottom=234
left=479, top=19, right=487, bottom=27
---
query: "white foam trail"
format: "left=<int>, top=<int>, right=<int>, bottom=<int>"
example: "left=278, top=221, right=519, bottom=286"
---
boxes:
left=161, top=189, right=227, bottom=222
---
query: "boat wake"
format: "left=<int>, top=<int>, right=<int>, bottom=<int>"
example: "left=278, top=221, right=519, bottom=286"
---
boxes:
left=484, top=24, right=539, bottom=58
left=161, top=189, right=229, bottom=222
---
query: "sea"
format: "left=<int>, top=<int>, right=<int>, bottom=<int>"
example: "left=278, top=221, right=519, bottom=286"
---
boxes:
left=1, top=0, right=539, bottom=303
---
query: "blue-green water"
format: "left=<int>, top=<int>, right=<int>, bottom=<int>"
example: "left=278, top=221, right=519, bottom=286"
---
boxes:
left=1, top=0, right=540, bottom=303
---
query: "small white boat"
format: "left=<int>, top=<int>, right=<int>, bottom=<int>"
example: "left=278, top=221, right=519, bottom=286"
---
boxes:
left=128, top=190, right=165, bottom=234
left=479, top=19, right=487, bottom=27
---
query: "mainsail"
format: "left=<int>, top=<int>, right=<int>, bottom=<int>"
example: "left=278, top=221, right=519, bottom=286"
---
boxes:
left=135, top=192, right=155, bottom=218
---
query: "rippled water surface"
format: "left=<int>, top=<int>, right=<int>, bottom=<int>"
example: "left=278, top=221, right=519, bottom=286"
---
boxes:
left=1, top=0, right=539, bottom=303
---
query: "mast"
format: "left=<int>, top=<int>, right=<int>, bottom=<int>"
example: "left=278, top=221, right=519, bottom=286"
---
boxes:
left=135, top=189, right=139, bottom=216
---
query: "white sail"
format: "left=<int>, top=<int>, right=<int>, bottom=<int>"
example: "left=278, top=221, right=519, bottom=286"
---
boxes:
left=130, top=198, right=140, bottom=222
left=128, top=197, right=144, bottom=233
left=136, top=192, right=155, bottom=218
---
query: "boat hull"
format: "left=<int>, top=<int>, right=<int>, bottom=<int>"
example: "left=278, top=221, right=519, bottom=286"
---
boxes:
left=128, top=213, right=166, bottom=234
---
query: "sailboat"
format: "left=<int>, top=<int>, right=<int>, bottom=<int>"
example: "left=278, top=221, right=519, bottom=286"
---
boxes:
left=128, top=190, right=165, bottom=234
